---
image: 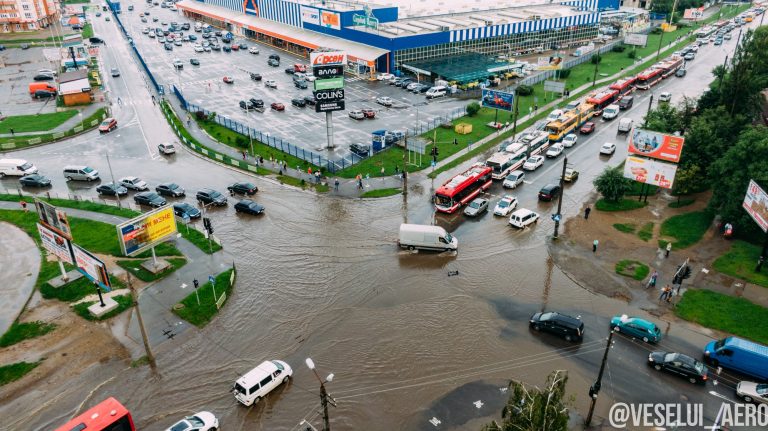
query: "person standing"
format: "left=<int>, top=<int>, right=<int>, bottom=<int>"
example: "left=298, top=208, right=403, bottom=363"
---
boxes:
left=20, top=200, right=28, bottom=212
left=592, top=239, right=599, bottom=253
left=647, top=270, right=658, bottom=289
left=665, top=242, right=672, bottom=258
left=659, top=285, right=671, bottom=302
left=334, top=178, right=339, bottom=191
left=241, top=150, right=246, bottom=160
left=315, top=170, right=320, bottom=184
left=381, top=166, right=385, bottom=176
left=584, top=206, right=591, bottom=219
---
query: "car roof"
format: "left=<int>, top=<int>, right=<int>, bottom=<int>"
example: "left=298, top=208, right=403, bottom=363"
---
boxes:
left=236, top=361, right=279, bottom=386
left=512, top=208, right=535, bottom=216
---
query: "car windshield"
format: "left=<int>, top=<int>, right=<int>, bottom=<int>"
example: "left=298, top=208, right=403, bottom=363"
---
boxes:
left=714, top=338, right=727, bottom=349
left=272, top=360, right=284, bottom=370
left=506, top=174, right=519, bottom=181
left=242, top=182, right=255, bottom=189
left=498, top=200, right=509, bottom=208
left=469, top=201, right=480, bottom=209
left=756, top=384, right=768, bottom=395
left=186, top=416, right=205, bottom=426
left=168, top=183, right=179, bottom=189
left=444, top=233, right=453, bottom=243
left=100, top=120, right=110, bottom=126
left=539, top=312, right=554, bottom=321
left=526, top=157, right=537, bottom=163
left=169, top=421, right=191, bottom=431
left=83, top=167, right=94, bottom=173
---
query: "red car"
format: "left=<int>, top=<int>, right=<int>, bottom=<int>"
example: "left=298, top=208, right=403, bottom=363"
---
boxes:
left=294, top=63, right=306, bottom=73
left=271, top=102, right=285, bottom=111
left=223, top=76, right=234, bottom=84
left=580, top=121, right=596, bottom=134
left=231, top=44, right=240, bottom=51
left=98, top=117, right=117, bottom=133
left=361, top=108, right=376, bottom=119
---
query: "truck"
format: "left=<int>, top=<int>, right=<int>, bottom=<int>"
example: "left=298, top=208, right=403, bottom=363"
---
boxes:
left=0, top=158, right=38, bottom=177
left=29, top=82, right=57, bottom=96
left=703, top=337, right=768, bottom=380
left=398, top=224, right=457, bottom=252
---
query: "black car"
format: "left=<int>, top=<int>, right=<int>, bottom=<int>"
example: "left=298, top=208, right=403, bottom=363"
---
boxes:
left=648, top=351, right=708, bottom=384
left=250, top=72, right=262, bottom=81
left=210, top=44, right=221, bottom=51
left=164, top=43, right=173, bottom=50
left=239, top=100, right=256, bottom=110
left=33, top=74, right=55, bottom=81
left=173, top=202, right=201, bottom=219
left=538, top=184, right=561, bottom=201
left=34, top=90, right=56, bottom=99
left=291, top=98, right=307, bottom=108
left=196, top=188, right=227, bottom=206
left=228, top=182, right=258, bottom=195
left=294, top=80, right=308, bottom=89
left=89, top=37, right=105, bottom=44
left=215, top=30, right=222, bottom=36
left=269, top=53, right=280, bottom=61
left=134, top=191, right=166, bottom=207
left=349, top=143, right=371, bottom=158
left=398, top=78, right=414, bottom=88
left=222, top=45, right=231, bottom=52
left=284, top=67, right=295, bottom=75
left=190, top=58, right=200, bottom=66
left=618, top=96, right=634, bottom=110
left=529, top=311, right=584, bottom=342
left=19, top=174, right=51, bottom=187
left=96, top=183, right=128, bottom=196
left=234, top=199, right=264, bottom=215
left=249, top=98, right=264, bottom=108
left=155, top=182, right=185, bottom=197
left=304, top=95, right=316, bottom=106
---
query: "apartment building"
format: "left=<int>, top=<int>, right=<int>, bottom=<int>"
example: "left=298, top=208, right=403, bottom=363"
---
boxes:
left=0, top=0, right=60, bottom=33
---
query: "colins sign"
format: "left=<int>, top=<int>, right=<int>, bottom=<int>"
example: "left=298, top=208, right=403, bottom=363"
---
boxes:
left=310, top=51, right=347, bottom=67
left=314, top=89, right=345, bottom=101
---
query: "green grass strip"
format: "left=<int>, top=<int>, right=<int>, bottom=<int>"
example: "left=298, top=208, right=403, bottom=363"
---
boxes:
left=713, top=240, right=768, bottom=288
left=116, top=257, right=187, bottom=282
left=0, top=321, right=56, bottom=348
left=0, top=361, right=41, bottom=387
left=172, top=268, right=235, bottom=327
left=73, top=295, right=133, bottom=321
left=677, top=289, right=768, bottom=345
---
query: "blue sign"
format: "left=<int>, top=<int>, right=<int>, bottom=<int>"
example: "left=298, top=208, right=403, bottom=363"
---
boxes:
left=481, top=89, right=514, bottom=112
left=551, top=214, right=562, bottom=222
left=226, top=32, right=233, bottom=39
left=183, top=214, right=190, bottom=223
left=209, top=275, right=215, bottom=285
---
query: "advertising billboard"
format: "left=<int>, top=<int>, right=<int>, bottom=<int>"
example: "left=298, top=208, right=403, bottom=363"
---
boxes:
left=315, top=100, right=345, bottom=113
left=481, top=89, right=514, bottom=112
left=300, top=5, right=320, bottom=25
left=37, top=223, right=74, bottom=264
left=35, top=200, right=72, bottom=240
left=72, top=244, right=111, bottom=291
left=310, top=51, right=347, bottom=67
left=536, top=55, right=563, bottom=70
left=116, top=206, right=177, bottom=256
left=628, top=128, right=685, bottom=163
left=313, top=76, right=345, bottom=91
left=742, top=179, right=768, bottom=232
left=623, top=156, right=678, bottom=189
left=320, top=10, right=341, bottom=30
left=683, top=8, right=705, bottom=19
left=624, top=33, right=649, bottom=46
left=543, top=80, right=566, bottom=94
left=314, top=88, right=345, bottom=102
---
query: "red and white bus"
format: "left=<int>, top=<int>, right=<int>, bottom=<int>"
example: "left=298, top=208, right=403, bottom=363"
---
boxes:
left=434, top=163, right=492, bottom=213
left=55, top=397, right=135, bottom=431
left=609, top=77, right=636, bottom=98
left=586, top=89, right=619, bottom=114
left=635, top=67, right=664, bottom=90
left=656, top=56, right=684, bottom=78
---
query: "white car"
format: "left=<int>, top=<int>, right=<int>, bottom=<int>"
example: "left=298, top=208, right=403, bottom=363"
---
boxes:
left=158, top=142, right=176, bottom=155
left=546, top=143, right=564, bottom=158
left=736, top=381, right=768, bottom=404
left=509, top=208, right=540, bottom=229
left=265, top=80, right=277, bottom=89
left=600, top=142, right=617, bottom=155
left=493, top=195, right=518, bottom=216
left=172, top=59, right=183, bottom=69
left=376, top=96, right=393, bottom=107
left=194, top=43, right=203, bottom=52
left=248, top=46, right=260, bottom=54
left=377, top=72, right=394, bottom=81
left=546, top=109, right=564, bottom=122
left=119, top=176, right=149, bottom=191
left=148, top=32, right=156, bottom=38
left=303, top=74, right=317, bottom=82
left=142, top=27, right=150, bottom=34
left=502, top=170, right=525, bottom=189
left=659, top=91, right=672, bottom=102
left=523, top=155, right=545, bottom=171
left=406, top=82, right=421, bottom=91
left=163, top=411, right=219, bottom=431
left=349, top=110, right=365, bottom=120
left=562, top=133, right=578, bottom=148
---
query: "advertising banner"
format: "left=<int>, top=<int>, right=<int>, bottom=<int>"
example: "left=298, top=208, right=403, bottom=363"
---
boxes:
left=300, top=5, right=320, bottom=25
left=624, top=33, right=649, bottom=46
left=313, top=77, right=345, bottom=91
left=315, top=100, right=345, bottom=113
left=310, top=51, right=347, bottom=67
left=628, top=128, right=685, bottom=163
left=683, top=8, right=705, bottom=19
left=35, top=200, right=72, bottom=240
left=742, top=179, right=768, bottom=232
left=481, top=89, right=514, bottom=112
left=623, top=156, right=678, bottom=189
left=536, top=55, right=563, bottom=70
left=37, top=223, right=74, bottom=264
left=314, top=88, right=345, bottom=102
left=320, top=10, right=341, bottom=30
left=312, top=65, right=344, bottom=78
left=543, top=80, right=566, bottom=94
left=72, top=244, right=111, bottom=291
left=116, top=206, right=177, bottom=256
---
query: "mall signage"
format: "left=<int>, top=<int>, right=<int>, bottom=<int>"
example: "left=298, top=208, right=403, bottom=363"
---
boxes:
left=314, top=89, right=345, bottom=102
left=313, top=76, right=345, bottom=91
left=315, top=100, right=345, bottom=113
left=313, top=65, right=344, bottom=78
left=310, top=51, right=347, bottom=67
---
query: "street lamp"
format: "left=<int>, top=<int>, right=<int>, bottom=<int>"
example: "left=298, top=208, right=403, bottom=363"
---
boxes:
left=585, top=326, right=619, bottom=426
left=305, top=358, right=335, bottom=431
left=78, top=111, right=83, bottom=130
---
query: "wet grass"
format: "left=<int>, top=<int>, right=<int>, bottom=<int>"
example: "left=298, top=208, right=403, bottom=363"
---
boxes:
left=0, top=321, right=56, bottom=347
left=713, top=240, right=768, bottom=288
left=0, top=111, right=78, bottom=134
left=361, top=188, right=402, bottom=198
left=72, top=294, right=133, bottom=321
left=40, top=274, right=125, bottom=303
left=676, top=289, right=768, bottom=345
left=637, top=222, right=655, bottom=242
left=116, top=257, right=187, bottom=282
left=0, top=108, right=108, bottom=148
left=173, top=268, right=235, bottom=328
left=613, top=223, right=637, bottom=234
left=659, top=210, right=714, bottom=249
left=615, top=259, right=650, bottom=281
left=595, top=198, right=647, bottom=212
left=177, top=222, right=222, bottom=254
left=0, top=194, right=139, bottom=218
left=277, top=175, right=329, bottom=192
left=0, top=361, right=41, bottom=387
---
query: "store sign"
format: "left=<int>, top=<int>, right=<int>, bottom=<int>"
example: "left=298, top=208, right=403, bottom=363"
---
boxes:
left=300, top=5, right=320, bottom=25
left=314, top=77, right=345, bottom=91
left=313, top=65, right=344, bottom=78
left=314, top=88, right=345, bottom=102
left=320, top=10, right=341, bottom=30
left=310, top=51, right=347, bottom=67
left=37, top=223, right=74, bottom=264
left=72, top=244, right=111, bottom=291
left=315, top=100, right=345, bottom=113
left=743, top=179, right=768, bottom=233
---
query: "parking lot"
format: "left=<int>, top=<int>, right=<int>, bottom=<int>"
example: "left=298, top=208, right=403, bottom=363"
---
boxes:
left=115, top=0, right=467, bottom=160
left=0, top=47, right=62, bottom=117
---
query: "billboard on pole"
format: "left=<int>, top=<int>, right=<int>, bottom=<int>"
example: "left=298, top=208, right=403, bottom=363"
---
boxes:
left=624, top=33, right=648, bottom=46
left=623, top=156, right=678, bottom=189
left=116, top=206, right=177, bottom=256
left=35, top=200, right=72, bottom=240
left=481, top=89, right=514, bottom=112
left=72, top=244, right=111, bottom=291
left=628, top=128, right=685, bottom=163
left=536, top=55, right=563, bottom=70
left=743, top=179, right=768, bottom=233
left=37, top=223, right=74, bottom=264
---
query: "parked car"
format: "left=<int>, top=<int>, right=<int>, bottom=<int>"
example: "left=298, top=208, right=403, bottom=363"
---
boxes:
left=502, top=170, right=525, bottom=189
left=267, top=58, right=280, bottom=67
left=376, top=96, right=393, bottom=107
left=33, top=90, right=56, bottom=99
left=294, top=80, right=308, bottom=89
left=736, top=381, right=768, bottom=405
left=563, top=168, right=579, bottom=182
left=118, top=177, right=148, bottom=192
left=463, top=198, right=489, bottom=217
left=284, top=67, right=296, bottom=75
left=134, top=191, right=166, bottom=207
left=580, top=121, right=596, bottom=134
left=529, top=311, right=584, bottom=342
left=361, top=108, right=376, bottom=118
left=222, top=45, right=231, bottom=52
left=376, top=73, right=394, bottom=80
left=271, top=102, right=285, bottom=111
left=250, top=72, right=262, bottom=81
left=349, top=110, right=365, bottom=120
left=155, top=182, right=185, bottom=197
left=522, top=155, right=544, bottom=171
left=173, top=202, right=201, bottom=219
left=190, top=58, right=200, bottom=66
left=158, top=142, right=176, bottom=154
left=265, top=80, right=277, bottom=88
left=249, top=98, right=264, bottom=109
left=675, top=68, right=687, bottom=77
left=648, top=351, right=708, bottom=384
left=600, top=142, right=617, bottom=155
left=545, top=143, right=564, bottom=158
left=96, top=183, right=128, bottom=196
left=659, top=91, right=672, bottom=102
left=248, top=46, right=260, bottom=54
left=291, top=98, right=306, bottom=108
left=19, top=174, right=51, bottom=187
left=33, top=73, right=55, bottom=81
left=493, top=195, right=518, bottom=216
left=562, top=134, right=578, bottom=148
left=196, top=188, right=227, bottom=206
left=610, top=314, right=662, bottom=343
left=234, top=199, right=265, bottom=215
left=163, top=411, right=218, bottom=431
left=164, top=42, right=173, bottom=50
left=509, top=208, right=539, bottom=228
left=228, top=182, right=258, bottom=195
left=349, top=143, right=370, bottom=158
left=223, top=76, right=234, bottom=84
left=98, top=118, right=118, bottom=133
left=240, top=100, right=256, bottom=110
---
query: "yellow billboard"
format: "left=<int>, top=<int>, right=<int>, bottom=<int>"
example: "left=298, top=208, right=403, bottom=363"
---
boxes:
left=116, top=206, right=178, bottom=256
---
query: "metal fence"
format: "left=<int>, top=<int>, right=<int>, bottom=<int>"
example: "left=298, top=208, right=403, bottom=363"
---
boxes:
left=2, top=187, right=144, bottom=213
left=404, top=107, right=466, bottom=137
left=107, top=0, right=164, bottom=95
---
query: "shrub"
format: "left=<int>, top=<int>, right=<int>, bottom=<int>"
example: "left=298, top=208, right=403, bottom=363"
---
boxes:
left=627, top=50, right=637, bottom=59
left=465, top=102, right=481, bottom=117
left=557, top=69, right=571, bottom=79
left=651, top=27, right=663, bottom=34
left=590, top=54, right=602, bottom=64
left=516, top=85, right=534, bottom=96
left=235, top=137, right=248, bottom=148
left=612, top=45, right=626, bottom=52
left=195, top=111, right=206, bottom=120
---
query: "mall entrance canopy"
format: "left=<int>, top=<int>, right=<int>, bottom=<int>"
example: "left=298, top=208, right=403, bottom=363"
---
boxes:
left=401, top=53, right=522, bottom=83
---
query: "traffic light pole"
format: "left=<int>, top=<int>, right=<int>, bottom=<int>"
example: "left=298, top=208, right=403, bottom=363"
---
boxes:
left=553, top=157, right=567, bottom=240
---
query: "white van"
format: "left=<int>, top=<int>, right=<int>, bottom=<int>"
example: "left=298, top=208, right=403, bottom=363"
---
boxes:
left=63, top=165, right=100, bottom=181
left=233, top=360, right=293, bottom=406
left=425, top=86, right=447, bottom=99
left=618, top=117, right=633, bottom=133
left=602, top=104, right=620, bottom=120
left=398, top=224, right=458, bottom=251
left=0, top=159, right=38, bottom=177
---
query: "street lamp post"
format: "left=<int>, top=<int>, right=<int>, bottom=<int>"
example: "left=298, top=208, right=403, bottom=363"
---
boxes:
left=585, top=327, right=618, bottom=426
left=78, top=112, right=84, bottom=130
left=305, top=358, right=335, bottom=431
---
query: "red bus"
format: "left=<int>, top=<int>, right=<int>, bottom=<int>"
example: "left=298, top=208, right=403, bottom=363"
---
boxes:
left=55, top=398, right=135, bottom=431
left=434, top=163, right=492, bottom=213
left=609, top=77, right=636, bottom=98
left=656, top=56, right=684, bottom=78
left=586, top=89, right=619, bottom=114
left=635, top=67, right=664, bottom=90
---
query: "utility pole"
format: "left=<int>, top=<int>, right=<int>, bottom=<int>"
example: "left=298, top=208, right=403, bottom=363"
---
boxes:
left=128, top=273, right=156, bottom=369
left=585, top=328, right=617, bottom=427
left=654, top=0, right=678, bottom=64
left=105, top=152, right=121, bottom=208
left=306, top=358, right=335, bottom=431
left=644, top=94, right=654, bottom=127
left=591, top=52, right=600, bottom=88
left=718, top=55, right=729, bottom=90
left=511, top=88, right=521, bottom=140
left=553, top=157, right=567, bottom=239
left=402, top=132, right=408, bottom=197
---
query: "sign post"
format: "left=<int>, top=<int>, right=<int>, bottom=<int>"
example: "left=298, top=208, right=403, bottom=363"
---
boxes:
left=311, top=51, right=347, bottom=150
left=209, top=275, right=217, bottom=303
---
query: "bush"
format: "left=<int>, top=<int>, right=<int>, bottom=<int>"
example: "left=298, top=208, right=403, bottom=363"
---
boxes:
left=651, top=27, right=663, bottom=34
left=627, top=50, right=637, bottom=59
left=557, top=69, right=571, bottom=79
left=235, top=136, right=248, bottom=148
left=516, top=85, right=534, bottom=96
left=465, top=102, right=481, bottom=117
left=195, top=111, right=206, bottom=120
left=612, top=45, right=626, bottom=53
left=590, top=54, right=602, bottom=64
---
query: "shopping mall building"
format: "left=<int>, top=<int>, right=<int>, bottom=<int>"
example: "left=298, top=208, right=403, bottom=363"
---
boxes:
left=177, top=0, right=637, bottom=81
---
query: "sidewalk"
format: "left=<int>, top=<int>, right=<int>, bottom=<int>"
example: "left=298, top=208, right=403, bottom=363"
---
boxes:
left=0, top=103, right=106, bottom=138
left=0, top=221, right=41, bottom=337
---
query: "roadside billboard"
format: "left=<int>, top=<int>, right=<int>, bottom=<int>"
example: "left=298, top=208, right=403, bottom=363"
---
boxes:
left=310, top=51, right=347, bottom=67
left=72, top=244, right=111, bottom=291
left=628, top=128, right=685, bottom=163
left=116, top=206, right=177, bottom=256
left=481, top=89, right=514, bottom=112
left=35, top=200, right=72, bottom=240
left=313, top=77, right=344, bottom=91
left=683, top=8, right=705, bottom=19
left=543, top=80, right=566, bottom=94
left=742, top=179, right=768, bottom=232
left=623, top=156, right=678, bottom=189
left=37, top=223, right=74, bottom=264
left=536, top=55, right=563, bottom=70
left=624, top=33, right=648, bottom=46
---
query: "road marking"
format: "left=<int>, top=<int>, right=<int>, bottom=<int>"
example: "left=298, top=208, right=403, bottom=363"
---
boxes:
left=428, top=417, right=441, bottom=426
left=473, top=400, right=484, bottom=409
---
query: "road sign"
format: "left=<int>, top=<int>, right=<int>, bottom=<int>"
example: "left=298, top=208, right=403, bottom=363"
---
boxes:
left=315, top=100, right=345, bottom=113
left=209, top=275, right=215, bottom=285
left=314, top=88, right=345, bottom=102
left=312, top=65, right=344, bottom=78
left=551, top=214, right=562, bottom=222
left=314, top=77, right=344, bottom=91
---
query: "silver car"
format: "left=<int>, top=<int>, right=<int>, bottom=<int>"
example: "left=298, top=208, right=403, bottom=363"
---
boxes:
left=464, top=197, right=489, bottom=217
left=736, top=381, right=768, bottom=404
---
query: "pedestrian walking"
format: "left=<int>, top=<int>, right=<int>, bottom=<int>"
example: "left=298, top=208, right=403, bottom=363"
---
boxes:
left=395, top=165, right=399, bottom=175
left=308, top=166, right=312, bottom=175
left=453, top=137, right=458, bottom=146
left=9, top=128, right=14, bottom=136
left=659, top=285, right=672, bottom=302
left=259, top=156, right=264, bottom=165
left=665, top=242, right=672, bottom=258
left=20, top=200, right=28, bottom=212
left=241, top=150, right=246, bottom=160
left=117, top=97, right=122, bottom=106
left=757, top=255, right=765, bottom=272
left=381, top=166, right=385, bottom=175
left=584, top=206, right=591, bottom=219
left=151, top=95, right=156, bottom=105
left=315, top=171, right=320, bottom=184
left=334, top=178, right=339, bottom=191
left=592, top=239, right=599, bottom=253
left=647, top=270, right=658, bottom=289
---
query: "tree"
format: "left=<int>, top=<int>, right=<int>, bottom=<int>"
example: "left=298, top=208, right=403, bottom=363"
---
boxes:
left=466, top=102, right=481, bottom=117
left=672, top=164, right=703, bottom=202
left=482, top=370, right=571, bottom=431
left=644, top=103, right=683, bottom=134
left=594, top=166, right=633, bottom=202
left=678, top=106, right=748, bottom=173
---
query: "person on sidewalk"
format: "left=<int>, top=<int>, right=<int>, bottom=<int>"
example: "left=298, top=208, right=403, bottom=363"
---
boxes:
left=592, top=239, right=599, bottom=253
left=381, top=166, right=385, bottom=176
left=241, top=150, right=246, bottom=160
left=395, top=165, right=399, bottom=175
left=20, top=200, right=28, bottom=212
left=334, top=178, right=339, bottom=191
left=584, top=206, right=591, bottom=219
left=659, top=285, right=672, bottom=302
left=9, top=128, right=14, bottom=136
left=665, top=242, right=672, bottom=258
left=315, top=170, right=320, bottom=184
left=647, top=270, right=658, bottom=289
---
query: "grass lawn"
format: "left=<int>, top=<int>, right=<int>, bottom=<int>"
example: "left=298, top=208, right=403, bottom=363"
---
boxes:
left=613, top=223, right=637, bottom=234
left=177, top=222, right=222, bottom=253
left=0, top=108, right=108, bottom=148
left=669, top=198, right=696, bottom=208
left=116, top=257, right=187, bottom=282
left=595, top=198, right=647, bottom=211
left=713, top=240, right=768, bottom=288
left=0, top=321, right=56, bottom=348
left=0, top=111, right=77, bottom=134
left=173, top=268, right=235, bottom=327
left=361, top=188, right=402, bottom=198
left=81, top=23, right=93, bottom=39
left=637, top=222, right=654, bottom=242
left=659, top=210, right=714, bottom=249
left=73, top=294, right=134, bottom=321
left=40, top=273, right=125, bottom=303
left=0, top=194, right=140, bottom=218
left=277, top=175, right=330, bottom=192
left=0, top=361, right=41, bottom=387
left=615, top=259, right=650, bottom=281
left=676, top=289, right=768, bottom=345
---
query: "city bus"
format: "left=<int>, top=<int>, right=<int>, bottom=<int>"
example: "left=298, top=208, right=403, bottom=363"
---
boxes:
left=586, top=89, right=619, bottom=115
left=486, top=144, right=528, bottom=180
left=55, top=397, right=135, bottom=431
left=656, top=56, right=684, bottom=78
left=574, top=102, right=595, bottom=126
left=635, top=67, right=664, bottom=90
left=434, top=163, right=493, bottom=213
left=546, top=112, right=579, bottom=142
left=609, top=77, right=636, bottom=98
left=695, top=26, right=717, bottom=38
